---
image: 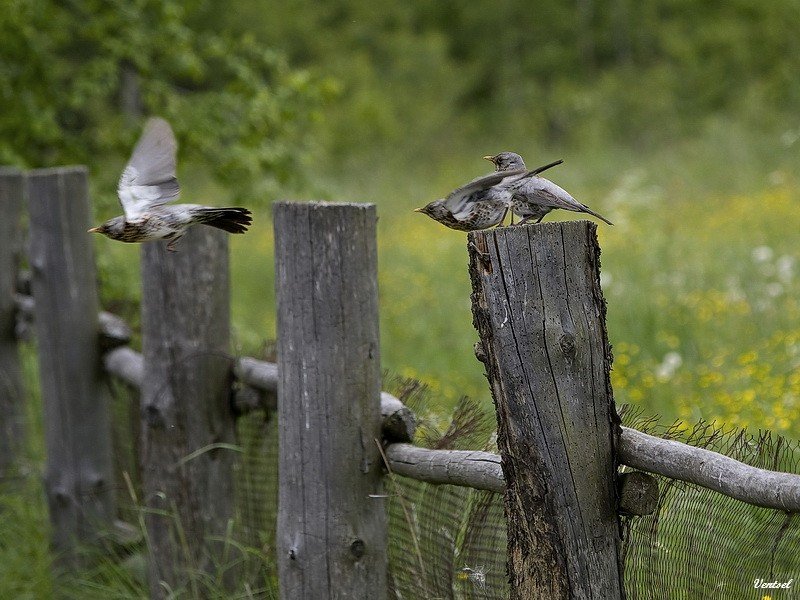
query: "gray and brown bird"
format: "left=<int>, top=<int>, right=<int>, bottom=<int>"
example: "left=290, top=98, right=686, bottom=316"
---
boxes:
left=89, top=117, right=252, bottom=251
left=484, top=151, right=613, bottom=226
left=415, top=158, right=563, bottom=231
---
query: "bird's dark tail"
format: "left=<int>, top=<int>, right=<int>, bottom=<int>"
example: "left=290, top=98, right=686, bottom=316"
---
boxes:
left=197, top=207, right=253, bottom=234
left=581, top=206, right=614, bottom=226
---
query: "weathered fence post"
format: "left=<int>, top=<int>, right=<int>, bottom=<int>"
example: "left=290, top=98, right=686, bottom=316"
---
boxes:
left=26, top=167, right=116, bottom=565
left=0, top=168, right=26, bottom=483
left=274, top=202, right=387, bottom=599
left=468, top=221, right=623, bottom=599
left=139, top=227, right=237, bottom=597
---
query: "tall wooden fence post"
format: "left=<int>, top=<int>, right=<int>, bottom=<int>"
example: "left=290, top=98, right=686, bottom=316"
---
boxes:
left=0, top=168, right=26, bottom=483
left=26, top=167, right=116, bottom=566
left=468, top=221, right=623, bottom=599
left=274, top=202, right=387, bottom=600
left=139, top=227, right=237, bottom=598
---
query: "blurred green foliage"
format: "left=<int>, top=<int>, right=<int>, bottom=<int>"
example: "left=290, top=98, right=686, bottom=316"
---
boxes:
left=208, top=0, right=800, bottom=158
left=0, top=0, right=336, bottom=199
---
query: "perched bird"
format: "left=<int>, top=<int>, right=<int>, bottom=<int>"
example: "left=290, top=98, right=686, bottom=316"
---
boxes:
left=484, top=151, right=613, bottom=226
left=89, top=117, right=252, bottom=251
left=415, top=158, right=563, bottom=231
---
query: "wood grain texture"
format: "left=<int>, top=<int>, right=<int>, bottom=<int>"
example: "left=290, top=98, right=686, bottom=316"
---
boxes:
left=0, top=168, right=26, bottom=482
left=139, top=227, right=237, bottom=598
left=274, top=202, right=387, bottom=600
left=468, top=221, right=623, bottom=599
left=26, top=167, right=116, bottom=565
left=617, top=470, right=659, bottom=516
left=384, top=444, right=503, bottom=493
left=379, top=392, right=416, bottom=443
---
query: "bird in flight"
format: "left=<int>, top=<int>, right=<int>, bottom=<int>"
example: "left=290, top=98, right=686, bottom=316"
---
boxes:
left=89, top=117, right=252, bottom=251
left=415, top=158, right=563, bottom=231
left=484, top=151, right=613, bottom=226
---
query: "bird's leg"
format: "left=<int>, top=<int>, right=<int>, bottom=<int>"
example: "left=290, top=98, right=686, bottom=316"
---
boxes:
left=510, top=211, right=515, bottom=226
left=535, top=215, right=546, bottom=224
left=518, top=216, right=532, bottom=226
left=495, top=208, right=509, bottom=228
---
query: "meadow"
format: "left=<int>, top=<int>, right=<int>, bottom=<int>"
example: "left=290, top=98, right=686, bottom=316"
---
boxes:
left=3, top=118, right=800, bottom=598
left=213, top=120, right=800, bottom=439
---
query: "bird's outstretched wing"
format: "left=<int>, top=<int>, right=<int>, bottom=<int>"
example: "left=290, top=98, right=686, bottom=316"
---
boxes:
left=525, top=158, right=563, bottom=177
left=117, top=117, right=180, bottom=221
left=443, top=169, right=527, bottom=219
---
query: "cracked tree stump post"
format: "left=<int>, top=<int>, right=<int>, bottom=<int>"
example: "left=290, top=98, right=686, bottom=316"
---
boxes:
left=274, top=202, right=387, bottom=600
left=0, top=168, right=26, bottom=484
left=468, top=221, right=623, bottom=599
left=140, top=227, right=237, bottom=598
left=26, top=167, right=116, bottom=568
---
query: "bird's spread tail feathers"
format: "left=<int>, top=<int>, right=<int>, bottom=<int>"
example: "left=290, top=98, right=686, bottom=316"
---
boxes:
left=196, top=207, right=253, bottom=234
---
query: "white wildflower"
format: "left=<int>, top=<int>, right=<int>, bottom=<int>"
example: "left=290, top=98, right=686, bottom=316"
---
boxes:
left=458, top=566, right=487, bottom=590
left=751, top=246, right=774, bottom=263
left=765, top=282, right=784, bottom=298
left=776, top=255, right=795, bottom=284
left=656, top=352, right=683, bottom=381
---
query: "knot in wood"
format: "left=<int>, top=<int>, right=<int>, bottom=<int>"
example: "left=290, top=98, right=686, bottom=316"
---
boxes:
left=89, top=476, right=106, bottom=494
left=53, top=490, right=71, bottom=507
left=559, top=332, right=576, bottom=358
left=349, top=538, right=365, bottom=560
left=144, top=404, right=165, bottom=429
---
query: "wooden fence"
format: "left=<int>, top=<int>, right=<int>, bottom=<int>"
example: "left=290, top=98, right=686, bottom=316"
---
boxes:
left=1, top=167, right=800, bottom=599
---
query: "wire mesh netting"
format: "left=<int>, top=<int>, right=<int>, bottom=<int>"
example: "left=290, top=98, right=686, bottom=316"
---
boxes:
left=109, top=376, right=800, bottom=600
left=387, top=397, right=800, bottom=600
left=621, top=412, right=800, bottom=600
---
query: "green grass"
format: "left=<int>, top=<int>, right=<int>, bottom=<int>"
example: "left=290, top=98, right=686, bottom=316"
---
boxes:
left=218, top=118, right=800, bottom=437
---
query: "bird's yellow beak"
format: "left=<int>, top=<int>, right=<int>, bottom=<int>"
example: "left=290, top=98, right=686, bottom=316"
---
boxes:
left=482, top=155, right=495, bottom=162
left=413, top=207, right=424, bottom=212
left=87, top=227, right=101, bottom=233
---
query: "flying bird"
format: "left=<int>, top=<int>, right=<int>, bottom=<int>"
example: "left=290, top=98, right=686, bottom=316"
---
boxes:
left=89, top=117, right=252, bottom=251
left=415, top=158, right=563, bottom=231
left=484, top=151, right=613, bottom=226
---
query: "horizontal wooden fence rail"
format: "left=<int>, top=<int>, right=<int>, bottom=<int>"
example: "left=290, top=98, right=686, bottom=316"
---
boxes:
left=619, top=426, right=800, bottom=512
left=384, top=444, right=504, bottom=493
left=13, top=288, right=800, bottom=512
